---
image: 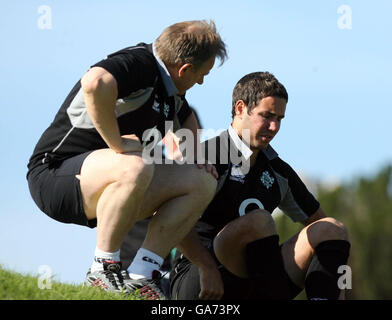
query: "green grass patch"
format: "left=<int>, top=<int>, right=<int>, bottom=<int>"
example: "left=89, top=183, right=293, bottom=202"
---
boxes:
left=0, top=265, right=138, bottom=300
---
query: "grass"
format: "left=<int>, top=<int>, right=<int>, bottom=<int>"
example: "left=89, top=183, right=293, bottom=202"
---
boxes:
left=0, top=265, right=138, bottom=300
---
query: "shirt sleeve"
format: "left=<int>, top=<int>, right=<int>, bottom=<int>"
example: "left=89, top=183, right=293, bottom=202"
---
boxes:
left=271, top=158, right=320, bottom=222
left=91, top=48, right=157, bottom=99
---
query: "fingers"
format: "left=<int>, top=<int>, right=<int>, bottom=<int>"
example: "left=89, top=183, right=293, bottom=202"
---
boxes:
left=198, top=268, right=224, bottom=300
left=210, top=165, right=218, bottom=179
left=199, top=287, right=224, bottom=300
left=197, top=163, right=219, bottom=179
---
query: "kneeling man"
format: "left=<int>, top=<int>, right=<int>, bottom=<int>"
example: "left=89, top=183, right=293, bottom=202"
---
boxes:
left=170, top=72, right=350, bottom=300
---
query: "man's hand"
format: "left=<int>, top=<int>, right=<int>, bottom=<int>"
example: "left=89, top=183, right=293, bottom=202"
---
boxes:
left=197, top=163, right=219, bottom=179
left=199, top=265, right=224, bottom=300
left=177, top=229, right=224, bottom=300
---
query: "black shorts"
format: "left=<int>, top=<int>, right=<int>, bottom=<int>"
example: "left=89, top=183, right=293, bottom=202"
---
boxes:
left=27, top=151, right=97, bottom=228
left=170, top=244, right=302, bottom=300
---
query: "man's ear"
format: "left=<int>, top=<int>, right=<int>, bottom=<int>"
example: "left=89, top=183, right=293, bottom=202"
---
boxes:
left=235, top=100, right=247, bottom=118
left=178, top=63, right=193, bottom=78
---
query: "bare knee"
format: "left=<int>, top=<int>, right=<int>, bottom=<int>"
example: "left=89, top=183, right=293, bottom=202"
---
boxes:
left=117, top=154, right=155, bottom=187
left=307, top=217, right=349, bottom=248
left=81, top=150, right=155, bottom=187
left=184, top=165, right=217, bottom=202
left=240, top=210, right=277, bottom=239
left=215, top=209, right=276, bottom=247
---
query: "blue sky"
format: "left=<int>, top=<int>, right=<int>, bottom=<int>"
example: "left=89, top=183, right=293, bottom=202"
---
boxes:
left=0, top=0, right=391, bottom=285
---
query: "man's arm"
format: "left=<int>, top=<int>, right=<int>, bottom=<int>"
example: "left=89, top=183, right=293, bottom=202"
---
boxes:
left=81, top=66, right=142, bottom=153
left=176, top=229, right=224, bottom=300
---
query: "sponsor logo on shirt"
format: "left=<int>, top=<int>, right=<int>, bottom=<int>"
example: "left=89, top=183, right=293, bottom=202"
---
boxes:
left=152, top=100, right=160, bottom=113
left=152, top=100, right=170, bottom=118
left=230, top=164, right=246, bottom=183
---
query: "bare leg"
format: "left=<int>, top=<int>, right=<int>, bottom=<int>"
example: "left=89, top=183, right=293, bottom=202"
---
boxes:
left=138, top=163, right=217, bottom=258
left=79, top=149, right=154, bottom=252
left=281, top=217, right=349, bottom=288
left=79, top=148, right=217, bottom=257
left=212, top=212, right=349, bottom=299
left=281, top=217, right=349, bottom=299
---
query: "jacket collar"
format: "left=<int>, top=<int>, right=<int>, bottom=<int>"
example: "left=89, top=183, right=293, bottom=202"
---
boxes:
left=146, top=43, right=179, bottom=97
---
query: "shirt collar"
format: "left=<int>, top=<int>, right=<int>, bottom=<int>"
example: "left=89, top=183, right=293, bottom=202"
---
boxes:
left=263, top=144, right=279, bottom=160
left=227, top=125, right=279, bottom=161
left=228, top=125, right=253, bottom=161
left=152, top=42, right=178, bottom=97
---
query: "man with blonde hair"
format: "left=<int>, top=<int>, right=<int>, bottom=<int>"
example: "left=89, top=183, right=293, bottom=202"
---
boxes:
left=27, top=20, right=227, bottom=299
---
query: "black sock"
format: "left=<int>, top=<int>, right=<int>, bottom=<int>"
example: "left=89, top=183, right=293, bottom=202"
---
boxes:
left=305, top=240, right=351, bottom=300
left=245, top=235, right=291, bottom=299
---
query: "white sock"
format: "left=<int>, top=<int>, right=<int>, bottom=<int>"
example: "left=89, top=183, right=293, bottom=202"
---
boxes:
left=127, top=248, right=163, bottom=279
left=90, top=247, right=120, bottom=273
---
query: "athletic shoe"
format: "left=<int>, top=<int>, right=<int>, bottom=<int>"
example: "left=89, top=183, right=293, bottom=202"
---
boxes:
left=85, top=261, right=125, bottom=293
left=121, top=270, right=167, bottom=300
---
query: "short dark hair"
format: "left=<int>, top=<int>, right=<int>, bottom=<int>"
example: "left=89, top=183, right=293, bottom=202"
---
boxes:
left=231, top=72, right=288, bottom=118
left=155, top=20, right=227, bottom=69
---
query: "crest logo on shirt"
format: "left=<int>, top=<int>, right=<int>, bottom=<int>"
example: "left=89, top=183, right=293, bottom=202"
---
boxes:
left=260, top=170, right=274, bottom=189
